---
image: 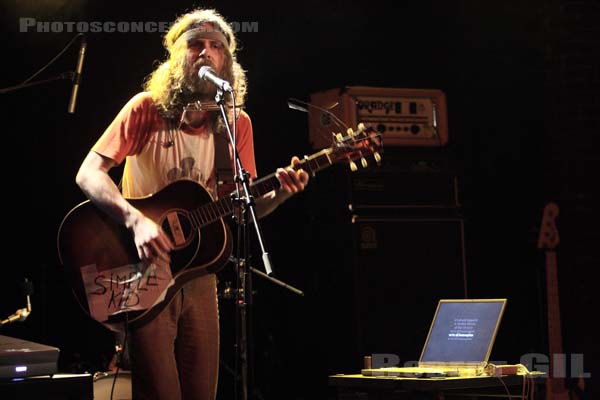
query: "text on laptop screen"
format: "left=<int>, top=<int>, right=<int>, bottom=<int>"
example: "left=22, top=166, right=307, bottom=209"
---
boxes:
left=420, top=300, right=505, bottom=363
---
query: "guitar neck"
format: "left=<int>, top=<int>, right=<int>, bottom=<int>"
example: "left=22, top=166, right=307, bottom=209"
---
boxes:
left=190, top=148, right=336, bottom=228
left=546, top=250, right=566, bottom=382
left=546, top=250, right=564, bottom=354
left=545, top=249, right=572, bottom=399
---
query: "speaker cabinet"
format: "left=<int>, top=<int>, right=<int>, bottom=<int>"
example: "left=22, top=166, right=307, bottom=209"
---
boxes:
left=351, top=216, right=468, bottom=364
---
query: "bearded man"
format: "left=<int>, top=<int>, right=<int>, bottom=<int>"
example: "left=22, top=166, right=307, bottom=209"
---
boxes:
left=75, top=8, right=308, bottom=400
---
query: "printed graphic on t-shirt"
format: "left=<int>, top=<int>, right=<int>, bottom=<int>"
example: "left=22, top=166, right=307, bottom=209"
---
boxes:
left=167, top=157, right=207, bottom=184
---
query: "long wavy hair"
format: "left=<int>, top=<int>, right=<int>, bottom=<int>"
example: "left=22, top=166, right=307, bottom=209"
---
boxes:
left=143, top=9, right=247, bottom=127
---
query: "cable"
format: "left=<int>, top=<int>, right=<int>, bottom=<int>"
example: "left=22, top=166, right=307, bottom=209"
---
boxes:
left=109, top=314, right=130, bottom=400
left=0, top=33, right=84, bottom=94
left=21, top=33, right=84, bottom=85
left=485, top=363, right=537, bottom=399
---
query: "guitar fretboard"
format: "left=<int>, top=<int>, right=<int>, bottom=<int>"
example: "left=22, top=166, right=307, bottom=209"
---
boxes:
left=187, top=148, right=336, bottom=228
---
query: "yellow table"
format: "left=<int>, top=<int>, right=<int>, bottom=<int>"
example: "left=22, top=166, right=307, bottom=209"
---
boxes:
left=329, top=372, right=546, bottom=399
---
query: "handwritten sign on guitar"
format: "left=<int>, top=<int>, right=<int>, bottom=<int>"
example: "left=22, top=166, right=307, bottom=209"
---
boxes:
left=81, top=262, right=173, bottom=323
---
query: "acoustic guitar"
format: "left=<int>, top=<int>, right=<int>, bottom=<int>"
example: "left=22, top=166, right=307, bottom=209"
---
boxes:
left=57, top=124, right=381, bottom=331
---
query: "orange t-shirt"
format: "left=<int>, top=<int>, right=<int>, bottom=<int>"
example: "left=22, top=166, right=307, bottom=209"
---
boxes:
left=92, top=92, right=256, bottom=199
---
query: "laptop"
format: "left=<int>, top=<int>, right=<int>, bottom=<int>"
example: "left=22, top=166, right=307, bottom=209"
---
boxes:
left=362, top=298, right=507, bottom=378
left=0, top=335, right=59, bottom=379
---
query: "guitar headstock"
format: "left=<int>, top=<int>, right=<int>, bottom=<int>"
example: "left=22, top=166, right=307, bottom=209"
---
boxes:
left=537, top=202, right=560, bottom=250
left=330, top=123, right=383, bottom=171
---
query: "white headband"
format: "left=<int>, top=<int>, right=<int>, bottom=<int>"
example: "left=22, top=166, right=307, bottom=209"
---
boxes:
left=178, top=27, right=230, bottom=51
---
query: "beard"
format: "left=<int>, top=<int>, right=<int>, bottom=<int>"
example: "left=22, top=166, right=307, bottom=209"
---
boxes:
left=182, top=60, right=220, bottom=100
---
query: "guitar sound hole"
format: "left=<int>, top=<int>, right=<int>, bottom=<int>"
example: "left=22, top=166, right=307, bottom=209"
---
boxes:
left=161, top=210, right=198, bottom=249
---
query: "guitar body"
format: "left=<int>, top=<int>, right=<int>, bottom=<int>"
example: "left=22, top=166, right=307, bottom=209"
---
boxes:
left=57, top=180, right=232, bottom=330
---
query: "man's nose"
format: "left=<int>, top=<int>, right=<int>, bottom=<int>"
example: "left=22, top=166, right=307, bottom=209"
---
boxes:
left=199, top=47, right=212, bottom=59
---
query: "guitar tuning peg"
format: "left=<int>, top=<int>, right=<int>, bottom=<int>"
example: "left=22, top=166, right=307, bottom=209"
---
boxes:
left=346, top=128, right=354, bottom=136
left=335, top=133, right=343, bottom=142
left=374, top=152, right=382, bottom=164
left=361, top=157, right=368, bottom=168
left=349, top=160, right=358, bottom=172
left=357, top=122, right=365, bottom=132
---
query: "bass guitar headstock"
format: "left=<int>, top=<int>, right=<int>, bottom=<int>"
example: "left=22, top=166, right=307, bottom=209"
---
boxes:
left=538, top=202, right=560, bottom=250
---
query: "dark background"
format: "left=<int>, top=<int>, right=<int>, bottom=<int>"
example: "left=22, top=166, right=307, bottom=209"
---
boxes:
left=1, top=1, right=598, bottom=399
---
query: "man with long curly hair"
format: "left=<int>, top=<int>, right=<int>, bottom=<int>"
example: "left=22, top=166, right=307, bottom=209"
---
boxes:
left=75, top=8, right=308, bottom=400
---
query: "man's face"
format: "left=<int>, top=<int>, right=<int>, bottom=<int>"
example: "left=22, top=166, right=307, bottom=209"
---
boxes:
left=183, top=24, right=227, bottom=96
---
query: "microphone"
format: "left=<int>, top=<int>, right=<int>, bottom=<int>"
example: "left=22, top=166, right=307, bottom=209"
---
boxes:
left=198, top=66, right=232, bottom=92
left=68, top=36, right=87, bottom=114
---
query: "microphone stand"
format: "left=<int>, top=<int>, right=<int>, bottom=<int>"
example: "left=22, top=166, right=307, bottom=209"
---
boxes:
left=214, top=88, right=273, bottom=400
left=219, top=256, right=303, bottom=400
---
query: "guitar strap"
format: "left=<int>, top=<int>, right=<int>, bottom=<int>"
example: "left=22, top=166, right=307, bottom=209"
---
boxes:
left=214, top=132, right=233, bottom=188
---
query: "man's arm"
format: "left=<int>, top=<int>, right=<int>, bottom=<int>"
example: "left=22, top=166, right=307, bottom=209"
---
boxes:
left=254, top=156, right=309, bottom=219
left=76, top=151, right=173, bottom=263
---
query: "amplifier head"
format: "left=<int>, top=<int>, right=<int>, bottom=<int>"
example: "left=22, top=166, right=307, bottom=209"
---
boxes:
left=309, top=86, right=448, bottom=149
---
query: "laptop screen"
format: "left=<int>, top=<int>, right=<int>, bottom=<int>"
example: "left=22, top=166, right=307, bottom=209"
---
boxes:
left=419, top=299, right=506, bottom=365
